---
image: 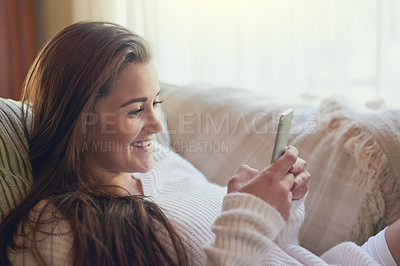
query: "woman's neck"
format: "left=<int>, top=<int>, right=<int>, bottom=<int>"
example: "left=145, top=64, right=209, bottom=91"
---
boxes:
left=90, top=168, right=144, bottom=196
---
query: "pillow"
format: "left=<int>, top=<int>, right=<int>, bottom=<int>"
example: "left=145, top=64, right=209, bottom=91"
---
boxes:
left=154, top=101, right=171, bottom=148
left=160, top=83, right=400, bottom=255
left=0, top=98, right=33, bottom=223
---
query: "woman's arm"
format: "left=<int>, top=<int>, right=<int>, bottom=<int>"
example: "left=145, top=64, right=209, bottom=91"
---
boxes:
left=205, top=193, right=285, bottom=266
left=205, top=147, right=301, bottom=265
left=384, top=219, right=400, bottom=265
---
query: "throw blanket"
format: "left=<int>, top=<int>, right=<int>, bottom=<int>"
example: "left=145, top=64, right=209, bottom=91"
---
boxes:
left=319, top=98, right=400, bottom=244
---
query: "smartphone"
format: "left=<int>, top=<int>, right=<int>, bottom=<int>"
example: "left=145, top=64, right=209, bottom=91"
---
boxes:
left=270, top=108, right=293, bottom=163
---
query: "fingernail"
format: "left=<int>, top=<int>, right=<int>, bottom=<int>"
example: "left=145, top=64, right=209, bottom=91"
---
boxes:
left=284, top=146, right=290, bottom=152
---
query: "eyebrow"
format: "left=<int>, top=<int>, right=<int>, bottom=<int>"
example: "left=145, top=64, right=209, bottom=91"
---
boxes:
left=119, top=97, right=147, bottom=108
left=119, top=90, right=161, bottom=108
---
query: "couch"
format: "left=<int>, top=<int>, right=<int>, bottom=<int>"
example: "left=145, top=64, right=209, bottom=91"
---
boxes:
left=1, top=83, right=400, bottom=256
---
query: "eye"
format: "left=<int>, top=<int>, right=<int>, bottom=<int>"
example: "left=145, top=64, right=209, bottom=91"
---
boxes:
left=153, top=100, right=163, bottom=107
left=127, top=108, right=144, bottom=117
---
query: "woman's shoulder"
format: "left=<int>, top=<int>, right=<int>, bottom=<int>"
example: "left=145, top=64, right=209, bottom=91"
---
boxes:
left=9, top=199, right=73, bottom=265
left=20, top=199, right=72, bottom=237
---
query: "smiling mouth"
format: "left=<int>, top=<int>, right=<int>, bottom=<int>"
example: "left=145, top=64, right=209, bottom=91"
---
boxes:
left=130, top=140, right=153, bottom=151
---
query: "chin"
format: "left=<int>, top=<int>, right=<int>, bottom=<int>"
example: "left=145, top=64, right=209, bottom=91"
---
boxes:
left=134, top=158, right=154, bottom=173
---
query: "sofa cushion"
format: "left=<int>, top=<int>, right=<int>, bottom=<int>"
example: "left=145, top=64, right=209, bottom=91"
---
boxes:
left=154, top=103, right=171, bottom=148
left=0, top=98, right=33, bottom=223
left=160, top=83, right=400, bottom=255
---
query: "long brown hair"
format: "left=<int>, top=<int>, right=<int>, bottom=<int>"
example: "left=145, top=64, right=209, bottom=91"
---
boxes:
left=0, top=21, right=187, bottom=266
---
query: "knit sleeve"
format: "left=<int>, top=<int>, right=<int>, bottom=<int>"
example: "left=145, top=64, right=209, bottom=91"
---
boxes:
left=275, top=194, right=307, bottom=246
left=205, top=192, right=285, bottom=266
left=321, top=242, right=381, bottom=266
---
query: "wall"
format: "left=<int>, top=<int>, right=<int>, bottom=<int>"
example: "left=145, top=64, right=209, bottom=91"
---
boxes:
left=33, top=0, right=73, bottom=49
left=0, top=0, right=36, bottom=99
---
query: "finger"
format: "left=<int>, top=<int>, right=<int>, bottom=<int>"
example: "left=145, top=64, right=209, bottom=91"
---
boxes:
left=242, top=164, right=259, bottom=179
left=245, top=165, right=260, bottom=178
left=282, top=191, right=293, bottom=221
left=234, top=164, right=257, bottom=173
left=288, top=190, right=293, bottom=202
left=293, top=170, right=311, bottom=189
left=263, top=146, right=298, bottom=178
left=233, top=164, right=259, bottom=182
left=233, top=164, right=253, bottom=175
left=281, top=173, right=295, bottom=190
left=291, top=184, right=309, bottom=200
left=233, top=164, right=248, bottom=174
left=290, top=158, right=307, bottom=175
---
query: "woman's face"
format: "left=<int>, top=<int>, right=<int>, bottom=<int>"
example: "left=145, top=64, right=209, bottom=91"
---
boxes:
left=89, top=62, right=163, bottom=178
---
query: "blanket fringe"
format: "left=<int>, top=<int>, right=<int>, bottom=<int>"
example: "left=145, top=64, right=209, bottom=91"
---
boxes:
left=319, top=99, right=398, bottom=244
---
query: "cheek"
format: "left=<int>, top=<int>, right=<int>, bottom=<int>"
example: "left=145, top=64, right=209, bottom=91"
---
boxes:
left=118, top=117, right=142, bottom=137
left=95, top=116, right=142, bottom=142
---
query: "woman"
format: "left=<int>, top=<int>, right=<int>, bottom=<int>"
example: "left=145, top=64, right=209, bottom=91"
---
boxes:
left=0, top=21, right=397, bottom=266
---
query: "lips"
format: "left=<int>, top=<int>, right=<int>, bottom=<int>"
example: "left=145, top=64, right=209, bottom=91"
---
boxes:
left=131, top=140, right=152, bottom=147
left=131, top=140, right=153, bottom=151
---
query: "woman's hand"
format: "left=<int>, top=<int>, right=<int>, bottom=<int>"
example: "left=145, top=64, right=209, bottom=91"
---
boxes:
left=227, top=146, right=299, bottom=220
left=289, top=157, right=311, bottom=200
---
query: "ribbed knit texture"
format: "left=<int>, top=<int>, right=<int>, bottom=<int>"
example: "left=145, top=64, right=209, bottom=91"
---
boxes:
left=0, top=98, right=33, bottom=223
left=205, top=193, right=284, bottom=266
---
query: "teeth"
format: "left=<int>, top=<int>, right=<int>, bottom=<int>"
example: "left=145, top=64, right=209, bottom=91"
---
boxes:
left=131, top=141, right=152, bottom=147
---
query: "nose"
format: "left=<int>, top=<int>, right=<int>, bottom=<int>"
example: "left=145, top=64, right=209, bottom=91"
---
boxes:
left=143, top=108, right=164, bottom=134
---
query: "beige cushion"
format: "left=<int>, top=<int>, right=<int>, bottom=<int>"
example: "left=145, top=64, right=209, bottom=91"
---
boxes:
left=154, top=104, right=171, bottom=147
left=160, top=83, right=400, bottom=255
left=0, top=98, right=33, bottom=223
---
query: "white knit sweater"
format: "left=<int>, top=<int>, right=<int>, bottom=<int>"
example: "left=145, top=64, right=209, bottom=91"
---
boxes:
left=9, top=143, right=381, bottom=265
left=134, top=144, right=381, bottom=266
